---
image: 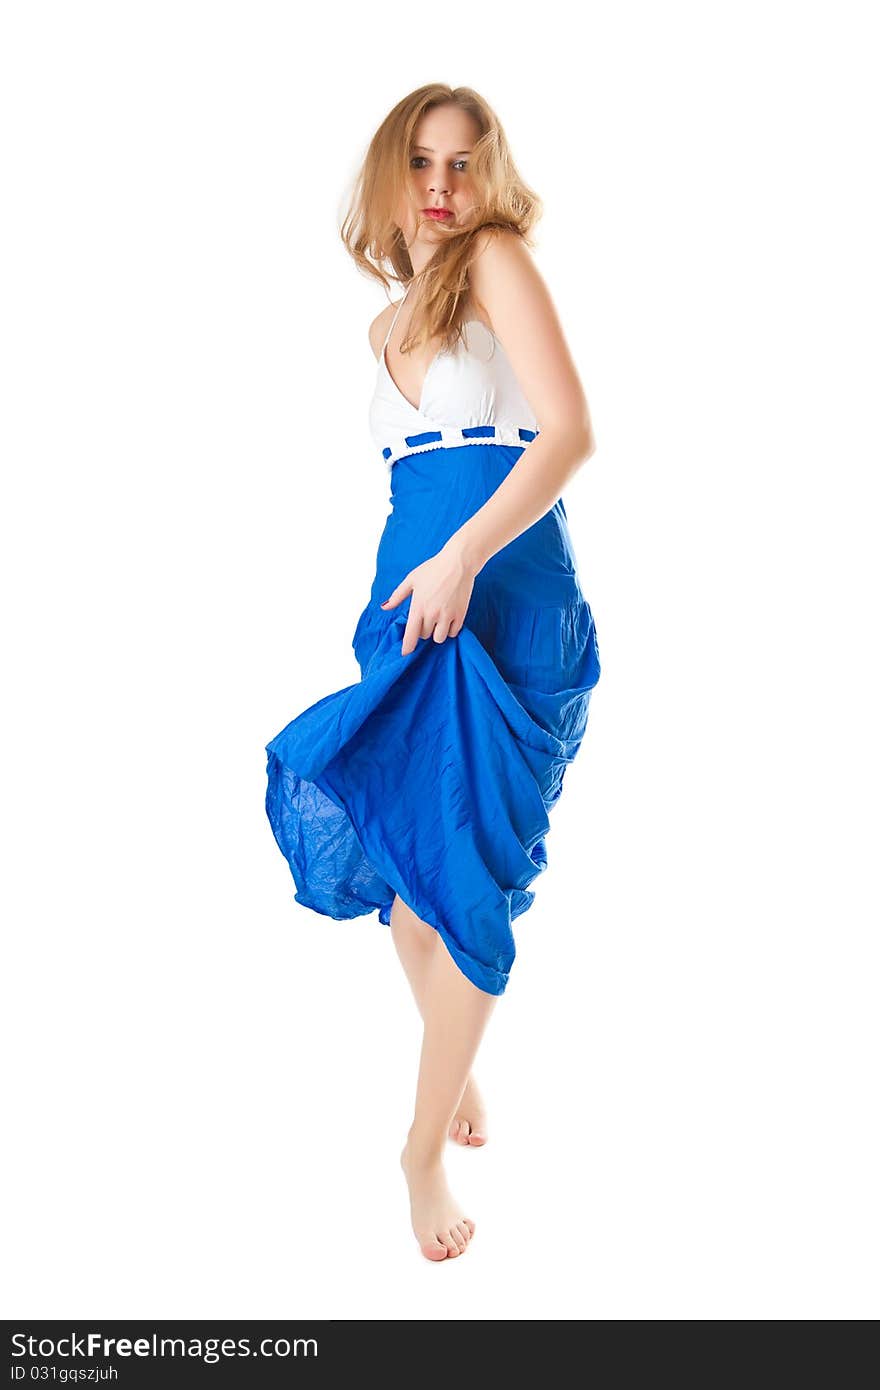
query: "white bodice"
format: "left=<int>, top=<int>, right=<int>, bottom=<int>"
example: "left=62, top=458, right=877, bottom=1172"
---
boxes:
left=369, top=288, right=540, bottom=468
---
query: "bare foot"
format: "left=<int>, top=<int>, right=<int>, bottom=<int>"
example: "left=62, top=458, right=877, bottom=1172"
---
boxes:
left=448, top=1074, right=488, bottom=1147
left=400, top=1139, right=476, bottom=1261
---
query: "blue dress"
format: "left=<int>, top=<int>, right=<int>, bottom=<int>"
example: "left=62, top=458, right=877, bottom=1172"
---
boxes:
left=265, top=288, right=601, bottom=996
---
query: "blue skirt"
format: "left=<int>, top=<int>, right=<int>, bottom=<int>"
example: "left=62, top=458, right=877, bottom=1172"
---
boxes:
left=265, top=441, right=601, bottom=995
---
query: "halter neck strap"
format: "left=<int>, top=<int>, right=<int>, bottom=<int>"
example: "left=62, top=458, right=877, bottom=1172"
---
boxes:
left=381, top=286, right=411, bottom=351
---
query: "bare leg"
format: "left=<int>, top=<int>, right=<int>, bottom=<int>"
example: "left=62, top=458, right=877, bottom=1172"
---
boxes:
left=390, top=894, right=488, bottom=1145
left=399, top=924, right=499, bottom=1260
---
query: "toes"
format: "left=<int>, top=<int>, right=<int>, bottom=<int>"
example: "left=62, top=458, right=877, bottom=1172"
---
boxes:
left=462, top=1217, right=476, bottom=1236
left=421, top=1238, right=448, bottom=1261
left=452, top=1226, right=469, bottom=1252
left=443, top=1229, right=464, bottom=1256
left=455, top=1220, right=472, bottom=1246
left=448, top=1114, right=487, bottom=1146
left=449, top=1117, right=473, bottom=1145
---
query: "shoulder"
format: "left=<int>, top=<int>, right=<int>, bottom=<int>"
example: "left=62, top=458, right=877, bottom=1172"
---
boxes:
left=468, top=228, right=537, bottom=330
left=470, top=229, right=536, bottom=300
left=368, top=297, right=403, bottom=362
left=470, top=225, right=533, bottom=274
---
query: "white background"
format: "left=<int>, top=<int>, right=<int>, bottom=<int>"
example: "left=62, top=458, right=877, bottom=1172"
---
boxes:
left=2, top=0, right=877, bottom=1320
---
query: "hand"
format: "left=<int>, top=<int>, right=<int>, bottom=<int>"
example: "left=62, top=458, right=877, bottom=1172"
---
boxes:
left=380, top=541, right=477, bottom=657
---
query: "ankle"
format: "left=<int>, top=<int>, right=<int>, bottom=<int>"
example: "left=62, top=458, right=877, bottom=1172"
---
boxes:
left=403, top=1125, right=445, bottom=1170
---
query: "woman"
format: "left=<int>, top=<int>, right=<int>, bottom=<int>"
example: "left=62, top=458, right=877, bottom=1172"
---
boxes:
left=265, top=84, right=601, bottom=1262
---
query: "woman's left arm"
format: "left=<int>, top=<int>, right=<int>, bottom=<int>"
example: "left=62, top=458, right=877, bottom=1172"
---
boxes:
left=381, top=230, right=597, bottom=656
left=450, top=228, right=596, bottom=576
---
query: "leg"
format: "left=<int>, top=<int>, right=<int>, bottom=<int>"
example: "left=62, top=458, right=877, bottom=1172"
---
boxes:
left=390, top=894, right=488, bottom=1145
left=399, top=926, right=499, bottom=1260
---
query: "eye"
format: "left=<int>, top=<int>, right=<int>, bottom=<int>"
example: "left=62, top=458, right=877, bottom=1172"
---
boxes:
left=410, top=157, right=468, bottom=172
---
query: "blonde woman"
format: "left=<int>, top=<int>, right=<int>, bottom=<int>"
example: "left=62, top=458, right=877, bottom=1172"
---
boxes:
left=265, top=84, right=601, bottom=1262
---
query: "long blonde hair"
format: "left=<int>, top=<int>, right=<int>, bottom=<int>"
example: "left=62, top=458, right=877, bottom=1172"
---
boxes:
left=340, top=84, right=543, bottom=357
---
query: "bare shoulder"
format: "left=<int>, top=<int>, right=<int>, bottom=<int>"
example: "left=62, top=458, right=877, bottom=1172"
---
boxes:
left=470, top=226, right=535, bottom=290
left=368, top=299, right=400, bottom=363
left=468, top=228, right=536, bottom=331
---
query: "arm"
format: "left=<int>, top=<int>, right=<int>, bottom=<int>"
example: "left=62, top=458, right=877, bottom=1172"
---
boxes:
left=450, top=229, right=596, bottom=576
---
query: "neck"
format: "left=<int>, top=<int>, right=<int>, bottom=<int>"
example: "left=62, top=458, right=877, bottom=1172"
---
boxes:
left=407, top=241, right=443, bottom=279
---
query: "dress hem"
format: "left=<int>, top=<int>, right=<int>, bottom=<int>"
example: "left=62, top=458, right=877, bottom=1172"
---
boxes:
left=265, top=750, right=510, bottom=998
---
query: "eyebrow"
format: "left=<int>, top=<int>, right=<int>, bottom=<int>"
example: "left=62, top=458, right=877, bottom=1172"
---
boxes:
left=412, top=145, right=472, bottom=155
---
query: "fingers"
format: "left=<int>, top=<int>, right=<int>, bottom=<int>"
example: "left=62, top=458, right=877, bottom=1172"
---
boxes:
left=400, top=610, right=463, bottom=656
left=381, top=578, right=412, bottom=610
left=400, top=610, right=422, bottom=656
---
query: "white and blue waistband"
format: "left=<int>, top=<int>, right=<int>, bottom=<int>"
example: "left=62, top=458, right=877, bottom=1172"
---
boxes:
left=380, top=423, right=540, bottom=468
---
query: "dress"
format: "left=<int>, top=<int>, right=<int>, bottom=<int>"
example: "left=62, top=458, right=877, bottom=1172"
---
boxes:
left=264, top=286, right=601, bottom=996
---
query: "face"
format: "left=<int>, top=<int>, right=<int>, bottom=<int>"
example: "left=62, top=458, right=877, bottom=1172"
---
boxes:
left=395, top=103, right=481, bottom=249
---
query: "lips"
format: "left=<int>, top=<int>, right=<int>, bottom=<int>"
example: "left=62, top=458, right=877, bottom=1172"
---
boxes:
left=422, top=208, right=453, bottom=220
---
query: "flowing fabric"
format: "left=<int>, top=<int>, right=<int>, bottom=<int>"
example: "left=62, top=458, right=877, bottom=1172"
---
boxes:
left=265, top=440, right=600, bottom=996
